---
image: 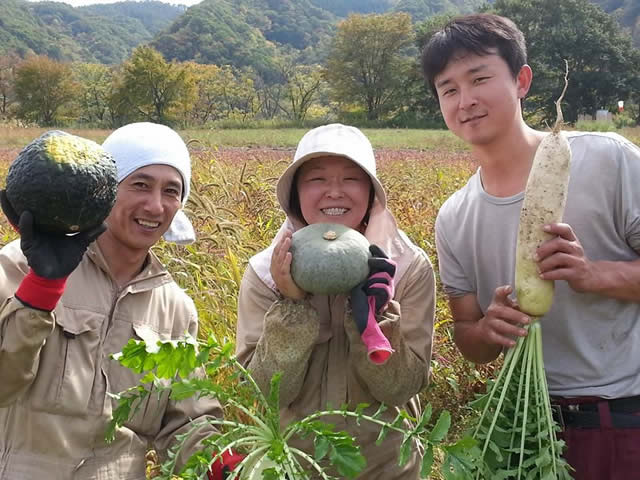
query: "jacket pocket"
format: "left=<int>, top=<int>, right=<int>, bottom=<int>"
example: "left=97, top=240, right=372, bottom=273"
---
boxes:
left=28, top=309, right=102, bottom=415
left=106, top=321, right=171, bottom=437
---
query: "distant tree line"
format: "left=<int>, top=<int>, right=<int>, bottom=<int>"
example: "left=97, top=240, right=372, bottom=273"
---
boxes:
left=1, top=0, right=639, bottom=129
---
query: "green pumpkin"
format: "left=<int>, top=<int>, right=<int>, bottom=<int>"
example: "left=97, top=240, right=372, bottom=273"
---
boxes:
left=290, top=223, right=371, bottom=295
left=5, top=130, right=118, bottom=234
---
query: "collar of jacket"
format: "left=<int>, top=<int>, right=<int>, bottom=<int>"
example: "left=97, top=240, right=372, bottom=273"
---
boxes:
left=85, top=242, right=173, bottom=293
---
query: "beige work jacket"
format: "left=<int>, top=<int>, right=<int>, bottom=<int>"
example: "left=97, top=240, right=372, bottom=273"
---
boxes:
left=0, top=240, right=221, bottom=479
left=236, top=248, right=435, bottom=479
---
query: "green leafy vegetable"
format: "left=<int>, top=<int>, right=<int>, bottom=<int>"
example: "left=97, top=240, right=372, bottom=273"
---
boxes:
left=107, top=333, right=479, bottom=479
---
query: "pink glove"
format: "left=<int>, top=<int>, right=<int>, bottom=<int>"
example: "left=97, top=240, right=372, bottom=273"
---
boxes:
left=350, top=245, right=396, bottom=364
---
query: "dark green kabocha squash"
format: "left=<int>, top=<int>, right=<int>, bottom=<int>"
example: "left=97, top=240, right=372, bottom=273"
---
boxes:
left=290, top=223, right=371, bottom=295
left=5, top=130, right=118, bottom=234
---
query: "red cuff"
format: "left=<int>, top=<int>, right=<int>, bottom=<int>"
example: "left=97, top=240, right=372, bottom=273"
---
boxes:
left=15, top=269, right=67, bottom=312
left=208, top=449, right=246, bottom=480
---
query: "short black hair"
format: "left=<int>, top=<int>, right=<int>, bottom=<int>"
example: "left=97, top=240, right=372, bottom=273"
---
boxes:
left=289, top=168, right=305, bottom=224
left=421, top=13, right=527, bottom=99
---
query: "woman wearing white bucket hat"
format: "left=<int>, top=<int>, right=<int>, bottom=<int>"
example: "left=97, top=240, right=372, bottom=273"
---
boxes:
left=236, top=123, right=436, bottom=478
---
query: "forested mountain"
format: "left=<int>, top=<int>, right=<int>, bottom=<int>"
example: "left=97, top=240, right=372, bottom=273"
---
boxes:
left=309, top=0, right=396, bottom=16
left=392, top=0, right=486, bottom=19
left=2, top=0, right=638, bottom=69
left=0, top=0, right=184, bottom=64
left=149, top=0, right=337, bottom=77
left=78, top=1, right=185, bottom=33
left=591, top=0, right=639, bottom=44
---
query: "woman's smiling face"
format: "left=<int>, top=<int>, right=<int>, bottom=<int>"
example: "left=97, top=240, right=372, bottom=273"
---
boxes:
left=296, top=155, right=372, bottom=230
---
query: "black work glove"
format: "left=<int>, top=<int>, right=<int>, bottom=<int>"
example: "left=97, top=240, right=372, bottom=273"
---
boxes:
left=350, top=244, right=397, bottom=365
left=1, top=190, right=106, bottom=279
left=363, top=244, right=396, bottom=312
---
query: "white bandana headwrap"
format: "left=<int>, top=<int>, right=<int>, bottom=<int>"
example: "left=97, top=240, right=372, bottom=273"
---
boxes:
left=102, top=122, right=195, bottom=245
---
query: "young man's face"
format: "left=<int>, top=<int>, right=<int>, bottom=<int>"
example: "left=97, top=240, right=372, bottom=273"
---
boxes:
left=434, top=51, right=531, bottom=146
left=102, top=164, right=183, bottom=254
left=296, top=156, right=372, bottom=231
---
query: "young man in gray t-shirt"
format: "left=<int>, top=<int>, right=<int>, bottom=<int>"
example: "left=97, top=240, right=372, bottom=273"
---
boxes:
left=421, top=13, right=640, bottom=480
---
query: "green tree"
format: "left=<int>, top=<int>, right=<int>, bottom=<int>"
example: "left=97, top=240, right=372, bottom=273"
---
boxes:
left=254, top=72, right=287, bottom=120
left=219, top=67, right=259, bottom=122
left=281, top=62, right=325, bottom=122
left=113, top=46, right=197, bottom=125
left=0, top=53, right=20, bottom=119
left=255, top=57, right=326, bottom=122
left=491, top=0, right=640, bottom=124
left=14, top=55, right=77, bottom=126
left=406, top=13, right=458, bottom=127
left=71, top=62, right=114, bottom=126
left=393, top=0, right=485, bottom=20
left=188, top=63, right=259, bottom=124
left=189, top=62, right=225, bottom=125
left=325, top=12, right=415, bottom=121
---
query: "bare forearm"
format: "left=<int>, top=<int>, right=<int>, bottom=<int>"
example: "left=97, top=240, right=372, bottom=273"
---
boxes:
left=587, top=260, right=640, bottom=302
left=453, top=320, right=502, bottom=365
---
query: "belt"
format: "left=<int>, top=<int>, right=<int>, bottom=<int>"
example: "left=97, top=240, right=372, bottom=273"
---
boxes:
left=551, top=395, right=640, bottom=429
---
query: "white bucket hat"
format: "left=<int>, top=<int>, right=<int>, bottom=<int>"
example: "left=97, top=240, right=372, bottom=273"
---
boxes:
left=102, top=122, right=195, bottom=245
left=251, top=123, right=420, bottom=292
left=276, top=123, right=387, bottom=218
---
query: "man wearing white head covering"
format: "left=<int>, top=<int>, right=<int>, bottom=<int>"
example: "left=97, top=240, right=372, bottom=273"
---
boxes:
left=236, top=123, right=436, bottom=478
left=0, top=123, right=240, bottom=479
left=102, top=121, right=196, bottom=245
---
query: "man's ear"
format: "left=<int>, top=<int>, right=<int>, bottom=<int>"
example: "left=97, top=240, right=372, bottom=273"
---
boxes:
left=516, top=64, right=533, bottom=99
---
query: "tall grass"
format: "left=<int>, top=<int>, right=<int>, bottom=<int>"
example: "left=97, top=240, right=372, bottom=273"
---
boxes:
left=1, top=123, right=637, bottom=149
left=0, top=124, right=472, bottom=150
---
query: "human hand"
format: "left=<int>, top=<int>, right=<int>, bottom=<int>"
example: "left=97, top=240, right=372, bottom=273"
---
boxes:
left=1, top=190, right=105, bottom=279
left=479, top=285, right=530, bottom=349
left=535, top=223, right=597, bottom=293
left=270, top=229, right=307, bottom=300
left=350, top=245, right=396, bottom=365
left=208, top=449, right=245, bottom=480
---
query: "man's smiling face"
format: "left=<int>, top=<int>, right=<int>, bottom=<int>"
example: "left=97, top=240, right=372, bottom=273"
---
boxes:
left=102, top=164, right=183, bottom=254
left=435, top=50, right=530, bottom=147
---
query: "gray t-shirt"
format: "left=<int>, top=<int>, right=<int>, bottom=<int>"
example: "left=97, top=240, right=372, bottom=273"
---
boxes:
left=436, top=131, right=640, bottom=398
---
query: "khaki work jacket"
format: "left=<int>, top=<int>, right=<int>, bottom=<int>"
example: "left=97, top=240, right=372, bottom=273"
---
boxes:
left=236, top=248, right=435, bottom=479
left=0, top=240, right=221, bottom=479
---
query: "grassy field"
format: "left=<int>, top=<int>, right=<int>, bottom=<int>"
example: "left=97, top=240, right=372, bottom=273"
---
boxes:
left=1, top=124, right=639, bottom=477
left=1, top=123, right=637, bottom=150
left=0, top=125, right=472, bottom=150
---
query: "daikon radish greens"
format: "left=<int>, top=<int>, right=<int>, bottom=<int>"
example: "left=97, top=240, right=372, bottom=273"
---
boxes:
left=471, top=63, right=573, bottom=480
left=107, top=333, right=478, bottom=480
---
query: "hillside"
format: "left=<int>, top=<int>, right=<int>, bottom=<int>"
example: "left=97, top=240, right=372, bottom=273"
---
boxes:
left=392, top=0, right=486, bottom=19
left=149, top=0, right=337, bottom=75
left=147, top=0, right=489, bottom=73
left=591, top=0, right=640, bottom=44
left=0, top=0, right=184, bottom=64
left=309, top=0, right=396, bottom=16
left=2, top=0, right=638, bottom=69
